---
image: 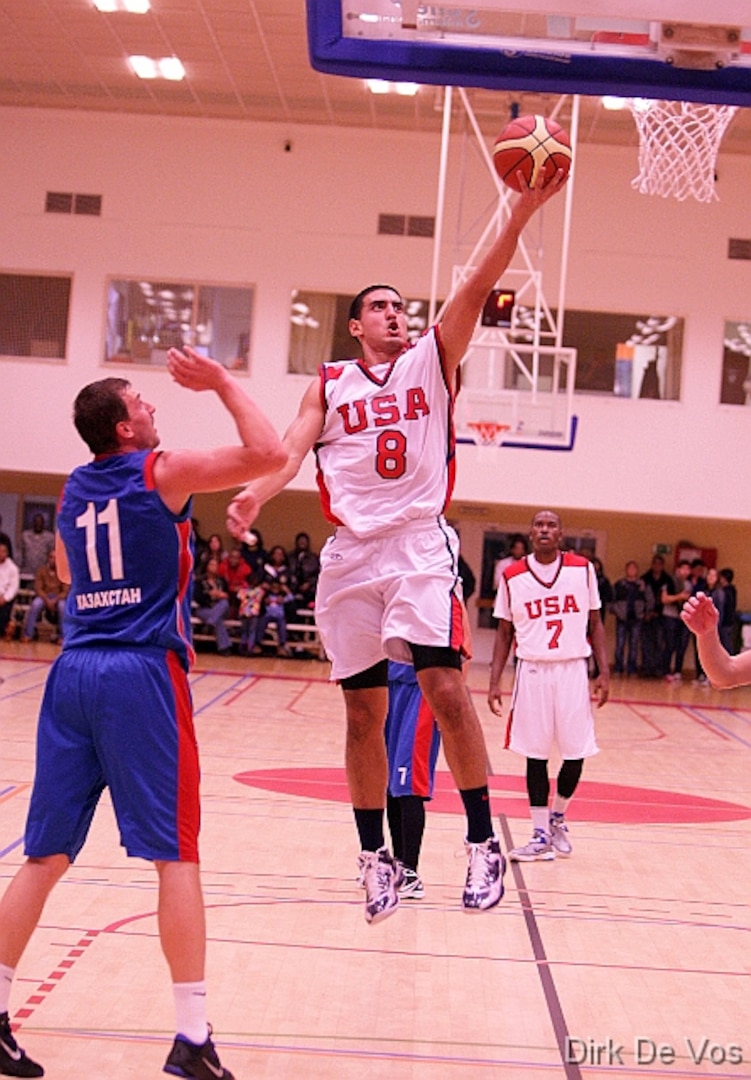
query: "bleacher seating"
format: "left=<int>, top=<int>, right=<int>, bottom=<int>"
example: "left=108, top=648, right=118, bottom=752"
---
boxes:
left=190, top=606, right=326, bottom=660
left=4, top=575, right=57, bottom=642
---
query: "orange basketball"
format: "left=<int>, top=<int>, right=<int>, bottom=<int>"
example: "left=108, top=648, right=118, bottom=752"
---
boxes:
left=492, top=114, right=572, bottom=192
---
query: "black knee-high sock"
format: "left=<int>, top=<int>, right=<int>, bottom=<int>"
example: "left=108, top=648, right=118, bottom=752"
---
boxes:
left=353, top=808, right=385, bottom=853
left=460, top=785, right=493, bottom=843
left=397, top=795, right=427, bottom=871
left=386, top=794, right=403, bottom=861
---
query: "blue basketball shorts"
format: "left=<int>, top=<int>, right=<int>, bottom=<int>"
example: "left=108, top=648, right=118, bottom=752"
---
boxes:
left=25, top=646, right=200, bottom=863
left=385, top=669, right=441, bottom=799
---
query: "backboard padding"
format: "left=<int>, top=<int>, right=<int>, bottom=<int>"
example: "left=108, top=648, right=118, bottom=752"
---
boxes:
left=310, top=2, right=751, bottom=106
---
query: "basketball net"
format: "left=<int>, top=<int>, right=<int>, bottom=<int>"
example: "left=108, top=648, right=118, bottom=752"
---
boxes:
left=626, top=99, right=737, bottom=203
left=466, top=420, right=510, bottom=447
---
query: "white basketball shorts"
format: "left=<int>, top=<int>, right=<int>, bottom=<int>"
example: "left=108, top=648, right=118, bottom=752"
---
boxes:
left=315, top=518, right=463, bottom=682
left=505, top=657, right=599, bottom=760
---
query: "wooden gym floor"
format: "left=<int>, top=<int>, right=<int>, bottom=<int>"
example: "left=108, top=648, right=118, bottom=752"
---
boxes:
left=1, top=641, right=749, bottom=1079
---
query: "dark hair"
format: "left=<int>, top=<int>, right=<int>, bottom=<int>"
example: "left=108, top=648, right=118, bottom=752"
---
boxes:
left=348, top=284, right=402, bottom=322
left=73, top=378, right=130, bottom=454
left=720, top=567, right=734, bottom=582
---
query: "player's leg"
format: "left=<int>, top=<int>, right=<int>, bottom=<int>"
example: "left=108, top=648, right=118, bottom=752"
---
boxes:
left=509, top=758, right=556, bottom=862
left=156, top=860, right=233, bottom=1080
left=0, top=650, right=96, bottom=1078
left=385, top=663, right=437, bottom=898
left=548, top=660, right=598, bottom=858
left=342, top=667, right=403, bottom=924
left=393, top=796, right=427, bottom=899
left=0, top=855, right=68, bottom=1078
left=549, top=758, right=584, bottom=857
left=414, top=649, right=504, bottom=912
left=96, top=650, right=233, bottom=1078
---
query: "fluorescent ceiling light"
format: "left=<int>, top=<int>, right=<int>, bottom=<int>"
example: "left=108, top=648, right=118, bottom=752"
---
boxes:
left=129, top=55, right=185, bottom=80
left=94, top=0, right=151, bottom=11
left=129, top=55, right=157, bottom=78
left=366, top=79, right=419, bottom=96
left=159, top=57, right=186, bottom=80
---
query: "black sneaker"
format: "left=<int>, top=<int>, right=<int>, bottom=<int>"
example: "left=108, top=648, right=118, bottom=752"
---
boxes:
left=0, top=1013, right=44, bottom=1078
left=163, top=1029, right=234, bottom=1080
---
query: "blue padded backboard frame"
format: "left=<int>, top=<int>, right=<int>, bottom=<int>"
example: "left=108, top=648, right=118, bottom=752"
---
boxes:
left=307, top=1, right=751, bottom=106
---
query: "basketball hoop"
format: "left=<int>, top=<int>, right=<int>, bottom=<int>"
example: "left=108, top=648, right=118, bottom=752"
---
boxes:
left=466, top=420, right=510, bottom=447
left=626, top=99, right=737, bottom=203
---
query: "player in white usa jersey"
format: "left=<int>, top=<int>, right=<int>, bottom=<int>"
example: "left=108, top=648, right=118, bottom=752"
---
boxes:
left=488, top=510, right=609, bottom=862
left=227, top=171, right=566, bottom=922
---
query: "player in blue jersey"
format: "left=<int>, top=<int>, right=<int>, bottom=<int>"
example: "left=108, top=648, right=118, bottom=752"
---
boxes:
left=0, top=349, right=286, bottom=1080
left=385, top=605, right=472, bottom=898
left=385, top=661, right=440, bottom=899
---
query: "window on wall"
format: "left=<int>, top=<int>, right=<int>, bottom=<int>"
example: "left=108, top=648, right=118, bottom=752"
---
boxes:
left=507, top=306, right=684, bottom=399
left=0, top=272, right=71, bottom=361
left=288, top=289, right=433, bottom=375
left=105, top=279, right=253, bottom=371
left=721, top=320, right=751, bottom=404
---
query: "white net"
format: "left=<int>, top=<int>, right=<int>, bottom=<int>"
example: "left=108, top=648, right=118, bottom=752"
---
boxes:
left=626, top=99, right=738, bottom=203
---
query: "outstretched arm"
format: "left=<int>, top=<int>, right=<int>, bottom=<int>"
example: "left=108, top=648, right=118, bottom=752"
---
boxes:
left=153, top=347, right=288, bottom=513
left=226, top=377, right=325, bottom=538
left=438, top=170, right=566, bottom=378
left=682, top=591, right=751, bottom=688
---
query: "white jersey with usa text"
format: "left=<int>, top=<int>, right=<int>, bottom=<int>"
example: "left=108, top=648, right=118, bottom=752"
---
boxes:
left=493, top=552, right=600, bottom=661
left=314, top=326, right=456, bottom=538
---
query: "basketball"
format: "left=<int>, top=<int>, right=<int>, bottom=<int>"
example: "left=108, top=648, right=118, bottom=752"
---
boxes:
left=492, top=114, right=572, bottom=192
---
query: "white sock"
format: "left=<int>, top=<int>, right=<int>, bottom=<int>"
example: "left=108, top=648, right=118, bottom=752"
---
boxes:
left=0, top=963, right=14, bottom=1015
left=173, top=981, right=209, bottom=1046
left=552, top=794, right=571, bottom=817
left=531, top=806, right=550, bottom=834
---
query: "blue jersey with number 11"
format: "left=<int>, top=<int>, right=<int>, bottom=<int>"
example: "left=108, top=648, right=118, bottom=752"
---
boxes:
left=58, top=449, right=195, bottom=668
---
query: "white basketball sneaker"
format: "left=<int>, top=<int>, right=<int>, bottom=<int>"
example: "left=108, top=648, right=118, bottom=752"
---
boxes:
left=509, top=828, right=555, bottom=862
left=357, top=847, right=403, bottom=924
left=549, top=812, right=573, bottom=857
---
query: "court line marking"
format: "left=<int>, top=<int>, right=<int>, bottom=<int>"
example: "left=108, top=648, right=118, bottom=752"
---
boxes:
left=498, top=813, right=582, bottom=1080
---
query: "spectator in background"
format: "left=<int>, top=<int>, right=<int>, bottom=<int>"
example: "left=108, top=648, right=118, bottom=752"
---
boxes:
left=289, top=531, right=320, bottom=611
left=589, top=556, right=613, bottom=679
left=0, top=515, right=13, bottom=560
left=493, top=534, right=528, bottom=591
left=254, top=575, right=294, bottom=658
left=662, top=560, right=692, bottom=681
left=457, top=553, right=476, bottom=602
left=237, top=570, right=265, bottom=656
left=198, top=532, right=227, bottom=572
left=20, top=513, right=55, bottom=576
left=612, top=561, right=650, bottom=676
left=240, top=528, right=267, bottom=578
left=22, top=550, right=69, bottom=644
left=0, top=542, right=20, bottom=641
left=193, top=557, right=233, bottom=656
left=719, top=568, right=738, bottom=654
left=641, top=555, right=672, bottom=678
left=191, top=517, right=210, bottom=569
left=217, top=546, right=252, bottom=618
left=688, top=559, right=709, bottom=682
left=694, top=568, right=726, bottom=685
